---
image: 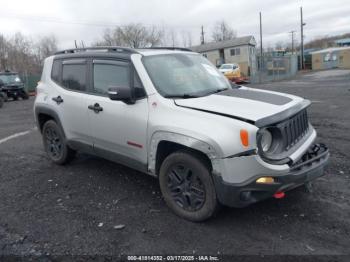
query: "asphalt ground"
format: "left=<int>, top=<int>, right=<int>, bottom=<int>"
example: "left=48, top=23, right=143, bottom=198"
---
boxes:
left=0, top=69, right=349, bottom=260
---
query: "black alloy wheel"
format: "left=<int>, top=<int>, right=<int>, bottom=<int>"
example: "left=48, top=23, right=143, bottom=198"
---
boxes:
left=167, top=164, right=206, bottom=211
left=42, top=120, right=76, bottom=165
left=44, top=126, right=63, bottom=161
left=159, top=150, right=219, bottom=222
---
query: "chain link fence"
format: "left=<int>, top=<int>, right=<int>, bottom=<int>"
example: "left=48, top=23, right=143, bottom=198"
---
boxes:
left=250, top=54, right=298, bottom=83
left=20, top=74, right=40, bottom=93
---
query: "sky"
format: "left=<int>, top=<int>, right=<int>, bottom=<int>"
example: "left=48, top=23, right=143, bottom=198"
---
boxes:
left=0, top=0, right=349, bottom=49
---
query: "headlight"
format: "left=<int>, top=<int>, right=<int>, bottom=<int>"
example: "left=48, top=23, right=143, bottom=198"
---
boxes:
left=260, top=129, right=273, bottom=152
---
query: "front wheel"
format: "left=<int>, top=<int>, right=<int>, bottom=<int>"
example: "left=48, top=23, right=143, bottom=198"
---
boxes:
left=159, top=150, right=219, bottom=222
left=42, top=120, right=76, bottom=165
left=1, top=92, right=8, bottom=102
left=21, top=91, right=29, bottom=100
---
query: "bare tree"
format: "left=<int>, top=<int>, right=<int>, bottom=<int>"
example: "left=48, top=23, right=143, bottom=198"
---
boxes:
left=7, top=32, right=34, bottom=74
left=95, top=23, right=164, bottom=48
left=211, top=20, right=236, bottom=42
left=275, top=41, right=284, bottom=50
left=181, top=31, right=193, bottom=48
left=35, top=35, right=58, bottom=66
left=0, top=32, right=58, bottom=75
left=0, top=34, right=9, bottom=70
left=168, top=29, right=178, bottom=47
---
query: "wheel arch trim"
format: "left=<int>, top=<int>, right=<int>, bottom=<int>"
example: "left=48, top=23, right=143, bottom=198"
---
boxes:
left=34, top=105, right=66, bottom=137
left=148, top=131, right=221, bottom=176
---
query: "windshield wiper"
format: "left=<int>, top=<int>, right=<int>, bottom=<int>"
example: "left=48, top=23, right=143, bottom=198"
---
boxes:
left=204, top=88, right=229, bottom=96
left=164, top=93, right=199, bottom=99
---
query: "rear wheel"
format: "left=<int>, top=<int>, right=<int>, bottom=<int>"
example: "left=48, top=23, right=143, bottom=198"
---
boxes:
left=159, top=150, right=219, bottom=222
left=42, top=120, right=76, bottom=165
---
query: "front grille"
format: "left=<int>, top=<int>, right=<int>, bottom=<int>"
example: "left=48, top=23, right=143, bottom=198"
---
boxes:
left=278, top=109, right=309, bottom=151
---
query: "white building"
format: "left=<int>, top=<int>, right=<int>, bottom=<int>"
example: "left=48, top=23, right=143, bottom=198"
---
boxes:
left=191, top=36, right=257, bottom=77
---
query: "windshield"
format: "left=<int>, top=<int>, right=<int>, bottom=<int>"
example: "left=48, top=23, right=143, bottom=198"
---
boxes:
left=0, top=74, right=21, bottom=84
left=142, top=53, right=231, bottom=97
left=220, top=64, right=232, bottom=70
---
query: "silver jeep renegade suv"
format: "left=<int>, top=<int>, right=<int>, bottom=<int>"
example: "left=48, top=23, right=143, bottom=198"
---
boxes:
left=34, top=46, right=329, bottom=221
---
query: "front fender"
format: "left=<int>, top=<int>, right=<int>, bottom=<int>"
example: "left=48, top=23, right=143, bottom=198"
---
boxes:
left=148, top=131, right=222, bottom=175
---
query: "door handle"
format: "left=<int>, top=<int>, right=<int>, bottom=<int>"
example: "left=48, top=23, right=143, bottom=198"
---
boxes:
left=88, top=103, right=103, bottom=113
left=52, top=96, right=63, bottom=105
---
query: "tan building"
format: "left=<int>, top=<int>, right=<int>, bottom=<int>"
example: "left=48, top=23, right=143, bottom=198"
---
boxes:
left=311, top=47, right=350, bottom=70
left=191, top=36, right=257, bottom=77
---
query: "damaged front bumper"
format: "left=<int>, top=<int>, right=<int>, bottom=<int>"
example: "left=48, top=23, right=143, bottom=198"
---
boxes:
left=213, top=143, right=330, bottom=207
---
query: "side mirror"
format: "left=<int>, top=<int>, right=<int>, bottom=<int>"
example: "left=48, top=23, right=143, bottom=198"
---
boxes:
left=108, top=86, right=134, bottom=104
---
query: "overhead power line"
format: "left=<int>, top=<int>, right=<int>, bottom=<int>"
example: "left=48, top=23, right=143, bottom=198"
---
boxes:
left=0, top=12, right=200, bottom=29
left=0, top=12, right=299, bottom=38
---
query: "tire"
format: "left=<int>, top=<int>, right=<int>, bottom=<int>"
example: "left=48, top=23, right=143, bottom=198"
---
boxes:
left=42, top=120, right=76, bottom=165
left=13, top=96, right=18, bottom=101
left=0, top=97, right=3, bottom=108
left=159, top=150, right=219, bottom=222
left=21, top=91, right=29, bottom=100
left=1, top=92, right=8, bottom=102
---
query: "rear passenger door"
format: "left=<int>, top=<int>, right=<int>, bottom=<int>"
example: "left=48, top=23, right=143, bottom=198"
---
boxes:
left=86, top=59, right=149, bottom=171
left=50, top=59, right=92, bottom=152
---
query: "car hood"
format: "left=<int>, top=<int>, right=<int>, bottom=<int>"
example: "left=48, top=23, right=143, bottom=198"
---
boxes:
left=174, top=86, right=309, bottom=127
left=3, top=82, right=22, bottom=86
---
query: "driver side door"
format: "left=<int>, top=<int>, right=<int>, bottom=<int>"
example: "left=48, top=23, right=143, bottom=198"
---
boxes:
left=86, top=59, right=149, bottom=172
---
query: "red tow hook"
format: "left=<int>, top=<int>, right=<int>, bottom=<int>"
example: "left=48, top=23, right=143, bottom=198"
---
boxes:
left=274, top=191, right=285, bottom=199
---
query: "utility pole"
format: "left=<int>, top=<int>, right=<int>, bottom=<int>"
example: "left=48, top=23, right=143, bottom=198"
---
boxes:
left=300, top=7, right=306, bottom=70
left=289, top=30, right=296, bottom=54
left=259, top=12, right=263, bottom=83
left=200, top=25, right=205, bottom=45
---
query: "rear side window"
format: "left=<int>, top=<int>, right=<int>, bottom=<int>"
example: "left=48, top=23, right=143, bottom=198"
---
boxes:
left=62, top=63, right=87, bottom=91
left=51, top=60, right=60, bottom=83
left=93, top=63, right=130, bottom=95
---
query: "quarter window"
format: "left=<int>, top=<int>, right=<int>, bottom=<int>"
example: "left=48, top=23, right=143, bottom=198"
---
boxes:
left=51, top=60, right=61, bottom=83
left=93, top=63, right=130, bottom=95
left=62, top=63, right=87, bottom=91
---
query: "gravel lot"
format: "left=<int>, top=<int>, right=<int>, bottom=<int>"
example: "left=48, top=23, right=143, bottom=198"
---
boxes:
left=0, top=69, right=349, bottom=260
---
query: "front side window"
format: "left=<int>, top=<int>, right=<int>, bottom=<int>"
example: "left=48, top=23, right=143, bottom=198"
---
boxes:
left=62, top=63, right=86, bottom=91
left=93, top=63, right=130, bottom=95
left=142, top=53, right=230, bottom=98
left=133, top=72, right=146, bottom=98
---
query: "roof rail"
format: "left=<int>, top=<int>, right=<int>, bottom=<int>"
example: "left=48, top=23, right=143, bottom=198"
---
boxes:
left=54, top=46, right=138, bottom=55
left=141, top=47, right=192, bottom=52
